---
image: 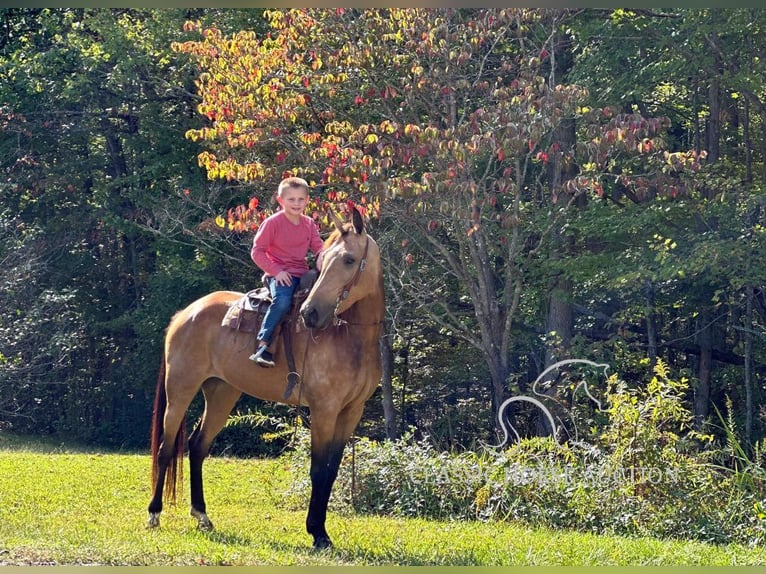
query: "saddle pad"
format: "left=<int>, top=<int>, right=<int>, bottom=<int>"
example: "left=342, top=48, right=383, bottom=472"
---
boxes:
left=220, top=277, right=315, bottom=335
left=221, top=289, right=270, bottom=334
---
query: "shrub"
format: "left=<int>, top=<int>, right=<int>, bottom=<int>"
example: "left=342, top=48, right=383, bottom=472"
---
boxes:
left=279, top=360, right=766, bottom=545
left=210, top=405, right=298, bottom=458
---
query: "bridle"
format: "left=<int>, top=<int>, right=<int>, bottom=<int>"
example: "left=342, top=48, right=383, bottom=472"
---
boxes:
left=284, top=239, right=370, bottom=400
left=287, top=234, right=380, bottom=401
left=336, top=237, right=369, bottom=304
left=332, top=236, right=370, bottom=325
left=329, top=236, right=383, bottom=328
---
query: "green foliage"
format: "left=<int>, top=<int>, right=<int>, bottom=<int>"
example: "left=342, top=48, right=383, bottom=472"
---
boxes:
left=211, top=405, right=298, bottom=458
left=599, top=359, right=705, bottom=486
left=0, top=9, right=261, bottom=448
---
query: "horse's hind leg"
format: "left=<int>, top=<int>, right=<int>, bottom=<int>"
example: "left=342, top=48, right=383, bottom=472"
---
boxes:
left=147, top=389, right=195, bottom=528
left=188, top=378, right=241, bottom=531
left=147, top=416, right=183, bottom=528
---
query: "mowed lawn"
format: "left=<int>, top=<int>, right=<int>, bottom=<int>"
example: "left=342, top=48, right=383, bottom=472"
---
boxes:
left=1, top=435, right=765, bottom=566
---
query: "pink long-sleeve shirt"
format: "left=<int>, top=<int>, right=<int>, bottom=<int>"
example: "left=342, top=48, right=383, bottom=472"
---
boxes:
left=250, top=211, right=324, bottom=278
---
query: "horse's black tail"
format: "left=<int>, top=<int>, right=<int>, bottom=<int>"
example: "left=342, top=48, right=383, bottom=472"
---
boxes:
left=150, top=351, right=185, bottom=503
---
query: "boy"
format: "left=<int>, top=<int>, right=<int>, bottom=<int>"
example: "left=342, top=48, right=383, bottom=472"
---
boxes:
left=249, top=176, right=324, bottom=367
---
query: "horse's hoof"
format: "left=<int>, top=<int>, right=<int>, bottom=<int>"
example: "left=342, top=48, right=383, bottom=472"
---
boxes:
left=146, top=513, right=160, bottom=529
left=191, top=508, right=214, bottom=531
left=312, top=535, right=333, bottom=550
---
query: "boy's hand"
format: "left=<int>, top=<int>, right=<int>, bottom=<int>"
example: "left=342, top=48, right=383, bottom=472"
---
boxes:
left=274, top=270, right=292, bottom=286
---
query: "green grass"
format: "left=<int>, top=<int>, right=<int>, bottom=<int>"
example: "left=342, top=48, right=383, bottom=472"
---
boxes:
left=1, top=434, right=765, bottom=566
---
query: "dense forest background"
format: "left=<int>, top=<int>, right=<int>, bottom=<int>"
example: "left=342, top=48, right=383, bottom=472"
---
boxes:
left=2, top=8, right=766, bottom=456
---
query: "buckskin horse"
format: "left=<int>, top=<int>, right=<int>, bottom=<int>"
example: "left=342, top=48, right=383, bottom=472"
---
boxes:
left=146, top=207, right=384, bottom=549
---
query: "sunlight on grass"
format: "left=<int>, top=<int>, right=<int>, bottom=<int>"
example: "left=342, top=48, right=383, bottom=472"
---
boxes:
left=1, top=441, right=765, bottom=566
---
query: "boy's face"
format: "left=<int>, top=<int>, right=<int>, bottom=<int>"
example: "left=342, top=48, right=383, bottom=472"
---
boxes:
left=278, top=185, right=309, bottom=218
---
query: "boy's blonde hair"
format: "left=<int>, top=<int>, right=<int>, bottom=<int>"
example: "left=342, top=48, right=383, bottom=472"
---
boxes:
left=277, top=176, right=310, bottom=197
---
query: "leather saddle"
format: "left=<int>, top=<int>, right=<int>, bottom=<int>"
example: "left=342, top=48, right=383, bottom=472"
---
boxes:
left=221, top=270, right=317, bottom=400
left=221, top=269, right=317, bottom=335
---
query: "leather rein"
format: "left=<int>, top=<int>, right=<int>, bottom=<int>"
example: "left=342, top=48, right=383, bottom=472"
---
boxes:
left=283, top=235, right=380, bottom=400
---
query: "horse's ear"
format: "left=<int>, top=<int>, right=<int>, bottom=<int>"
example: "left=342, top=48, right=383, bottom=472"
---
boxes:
left=328, top=209, right=344, bottom=232
left=351, top=206, right=364, bottom=235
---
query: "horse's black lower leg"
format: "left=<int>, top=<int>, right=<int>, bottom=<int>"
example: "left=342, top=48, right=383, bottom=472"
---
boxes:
left=147, top=469, right=166, bottom=526
left=147, top=445, right=172, bottom=528
left=306, top=442, right=345, bottom=549
left=188, top=424, right=214, bottom=530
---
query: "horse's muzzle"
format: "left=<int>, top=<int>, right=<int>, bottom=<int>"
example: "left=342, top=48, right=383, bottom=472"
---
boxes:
left=300, top=302, right=332, bottom=329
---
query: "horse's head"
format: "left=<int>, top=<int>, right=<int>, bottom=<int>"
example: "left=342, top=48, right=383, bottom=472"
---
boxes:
left=300, top=207, right=382, bottom=330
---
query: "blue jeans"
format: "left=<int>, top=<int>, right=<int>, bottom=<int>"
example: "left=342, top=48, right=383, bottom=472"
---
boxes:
left=257, top=276, right=300, bottom=344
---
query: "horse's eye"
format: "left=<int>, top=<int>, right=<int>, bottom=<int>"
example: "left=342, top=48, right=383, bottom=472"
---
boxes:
left=343, top=255, right=355, bottom=266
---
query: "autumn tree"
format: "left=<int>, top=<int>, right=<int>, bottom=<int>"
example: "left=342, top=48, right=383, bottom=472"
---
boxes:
left=173, top=8, right=696, bottom=436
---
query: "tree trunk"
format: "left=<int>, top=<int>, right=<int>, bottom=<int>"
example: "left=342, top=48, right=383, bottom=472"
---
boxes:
left=544, top=114, right=577, bottom=372
left=545, top=278, right=573, bottom=367
left=645, top=280, right=658, bottom=368
left=743, top=95, right=752, bottom=184
left=379, top=332, right=398, bottom=440
left=694, top=310, right=713, bottom=431
left=539, top=108, right=577, bottom=435
left=706, top=76, right=721, bottom=164
left=399, top=338, right=410, bottom=435
left=744, top=285, right=754, bottom=447
left=485, top=350, right=510, bottom=436
left=693, top=47, right=725, bottom=430
left=761, top=108, right=766, bottom=186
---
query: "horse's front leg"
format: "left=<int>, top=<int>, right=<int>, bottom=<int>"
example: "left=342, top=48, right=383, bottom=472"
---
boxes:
left=306, top=439, right=345, bottom=549
left=305, top=404, right=364, bottom=549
